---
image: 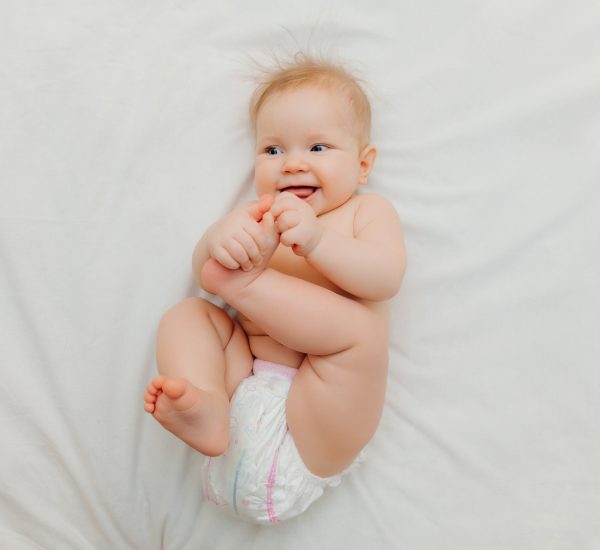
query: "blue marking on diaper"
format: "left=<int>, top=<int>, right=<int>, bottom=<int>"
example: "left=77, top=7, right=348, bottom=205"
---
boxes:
left=232, top=450, right=246, bottom=515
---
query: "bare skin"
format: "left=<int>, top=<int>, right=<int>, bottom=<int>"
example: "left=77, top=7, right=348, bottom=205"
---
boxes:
left=144, top=193, right=401, bottom=476
left=144, top=205, right=278, bottom=458
left=144, top=84, right=406, bottom=477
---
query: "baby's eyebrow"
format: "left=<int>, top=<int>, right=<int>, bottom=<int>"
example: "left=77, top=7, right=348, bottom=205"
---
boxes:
left=257, top=135, right=281, bottom=144
left=306, top=133, right=330, bottom=141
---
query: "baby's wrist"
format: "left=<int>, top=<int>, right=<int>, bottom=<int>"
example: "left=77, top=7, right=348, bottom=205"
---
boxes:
left=304, top=226, right=326, bottom=259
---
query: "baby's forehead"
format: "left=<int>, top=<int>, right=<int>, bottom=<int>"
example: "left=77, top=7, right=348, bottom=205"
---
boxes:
left=258, top=94, right=359, bottom=146
left=253, top=78, right=370, bottom=146
left=258, top=83, right=357, bottom=123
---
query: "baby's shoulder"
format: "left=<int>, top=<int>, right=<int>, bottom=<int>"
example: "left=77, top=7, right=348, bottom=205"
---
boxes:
left=351, top=193, right=401, bottom=236
left=353, top=192, right=398, bottom=220
left=320, top=193, right=397, bottom=234
left=353, top=192, right=395, bottom=209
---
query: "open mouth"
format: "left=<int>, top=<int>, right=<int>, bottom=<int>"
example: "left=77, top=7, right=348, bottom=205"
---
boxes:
left=280, top=185, right=318, bottom=200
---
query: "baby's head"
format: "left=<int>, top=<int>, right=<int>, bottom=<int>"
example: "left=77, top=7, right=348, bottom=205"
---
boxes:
left=250, top=53, right=372, bottom=148
left=249, top=53, right=377, bottom=215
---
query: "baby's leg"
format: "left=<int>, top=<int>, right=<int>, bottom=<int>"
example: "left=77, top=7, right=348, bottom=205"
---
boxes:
left=143, top=297, right=253, bottom=456
left=145, top=210, right=281, bottom=455
left=201, top=261, right=389, bottom=476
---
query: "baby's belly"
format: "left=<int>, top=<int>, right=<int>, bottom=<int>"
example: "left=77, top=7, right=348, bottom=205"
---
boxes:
left=249, top=334, right=305, bottom=369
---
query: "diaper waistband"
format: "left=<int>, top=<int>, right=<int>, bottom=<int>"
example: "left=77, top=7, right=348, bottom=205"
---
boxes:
left=253, top=359, right=299, bottom=379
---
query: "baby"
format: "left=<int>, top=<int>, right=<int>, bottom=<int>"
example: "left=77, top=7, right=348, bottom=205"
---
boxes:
left=143, top=54, right=406, bottom=524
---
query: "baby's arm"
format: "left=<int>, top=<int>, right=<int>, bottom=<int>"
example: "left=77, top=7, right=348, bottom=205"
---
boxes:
left=192, top=195, right=274, bottom=289
left=271, top=193, right=406, bottom=301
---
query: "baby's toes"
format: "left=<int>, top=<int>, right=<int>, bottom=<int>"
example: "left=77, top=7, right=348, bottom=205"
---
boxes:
left=144, top=389, right=157, bottom=404
left=143, top=391, right=156, bottom=413
left=151, top=375, right=166, bottom=391
left=162, top=378, right=187, bottom=400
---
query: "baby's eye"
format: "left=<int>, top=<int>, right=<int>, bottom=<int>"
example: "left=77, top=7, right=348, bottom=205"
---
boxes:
left=311, top=144, right=329, bottom=152
left=265, top=146, right=283, bottom=156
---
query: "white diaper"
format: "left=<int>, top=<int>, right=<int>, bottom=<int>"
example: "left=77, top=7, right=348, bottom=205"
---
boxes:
left=202, top=359, right=362, bottom=525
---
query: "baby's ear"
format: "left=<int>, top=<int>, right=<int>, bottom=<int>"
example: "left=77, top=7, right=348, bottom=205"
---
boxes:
left=358, top=145, right=377, bottom=185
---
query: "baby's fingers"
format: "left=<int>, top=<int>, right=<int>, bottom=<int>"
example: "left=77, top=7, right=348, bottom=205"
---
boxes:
left=270, top=192, right=300, bottom=218
left=211, top=238, right=252, bottom=271
left=210, top=246, right=240, bottom=270
left=247, top=194, right=275, bottom=221
left=224, top=236, right=256, bottom=271
left=243, top=219, right=272, bottom=254
left=275, top=210, right=300, bottom=233
left=235, top=230, right=263, bottom=268
left=261, top=211, right=275, bottom=233
left=279, top=227, right=301, bottom=248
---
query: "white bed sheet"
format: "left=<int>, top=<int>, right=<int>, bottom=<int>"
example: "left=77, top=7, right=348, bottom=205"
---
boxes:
left=2, top=2, right=599, bottom=549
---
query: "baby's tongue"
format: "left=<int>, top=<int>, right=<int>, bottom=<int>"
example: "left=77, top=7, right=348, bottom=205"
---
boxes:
left=285, top=186, right=314, bottom=198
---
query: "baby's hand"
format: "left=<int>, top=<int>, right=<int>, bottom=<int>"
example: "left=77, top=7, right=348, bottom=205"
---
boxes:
left=270, top=192, right=323, bottom=257
left=207, top=194, right=274, bottom=271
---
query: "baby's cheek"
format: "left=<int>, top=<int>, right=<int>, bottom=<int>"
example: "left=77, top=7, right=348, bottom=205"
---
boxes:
left=253, top=166, right=274, bottom=195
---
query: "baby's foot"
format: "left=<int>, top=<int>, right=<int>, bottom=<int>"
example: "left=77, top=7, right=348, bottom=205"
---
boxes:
left=201, top=211, right=279, bottom=298
left=143, top=375, right=230, bottom=457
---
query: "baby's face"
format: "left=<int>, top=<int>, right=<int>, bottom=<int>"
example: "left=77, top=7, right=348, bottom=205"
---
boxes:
left=254, top=85, right=369, bottom=216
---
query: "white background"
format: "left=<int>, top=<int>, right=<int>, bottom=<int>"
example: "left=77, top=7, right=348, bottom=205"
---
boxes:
left=1, top=1, right=599, bottom=548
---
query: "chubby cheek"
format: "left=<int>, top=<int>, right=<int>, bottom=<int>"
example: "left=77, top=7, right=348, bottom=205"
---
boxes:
left=253, top=162, right=277, bottom=195
left=321, top=164, right=355, bottom=191
left=254, top=179, right=269, bottom=196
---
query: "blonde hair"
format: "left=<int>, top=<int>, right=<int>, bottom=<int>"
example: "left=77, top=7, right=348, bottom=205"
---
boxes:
left=249, top=53, right=372, bottom=147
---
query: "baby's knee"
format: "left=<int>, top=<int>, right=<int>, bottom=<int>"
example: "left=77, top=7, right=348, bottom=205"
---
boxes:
left=159, top=297, right=215, bottom=328
left=348, top=308, right=388, bottom=350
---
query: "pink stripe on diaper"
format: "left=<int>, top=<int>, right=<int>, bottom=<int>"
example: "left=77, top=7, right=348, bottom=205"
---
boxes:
left=266, top=448, right=280, bottom=524
left=253, top=359, right=298, bottom=379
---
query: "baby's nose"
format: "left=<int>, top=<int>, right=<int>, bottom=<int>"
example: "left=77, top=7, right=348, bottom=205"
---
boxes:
left=282, top=153, right=308, bottom=173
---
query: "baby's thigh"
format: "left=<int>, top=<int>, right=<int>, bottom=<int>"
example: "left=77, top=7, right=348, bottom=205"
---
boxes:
left=286, top=339, right=388, bottom=478
left=223, top=319, right=254, bottom=399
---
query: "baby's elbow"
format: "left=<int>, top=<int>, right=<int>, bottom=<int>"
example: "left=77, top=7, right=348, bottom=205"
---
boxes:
left=384, top=272, right=406, bottom=300
left=395, top=255, right=407, bottom=290
left=378, top=257, right=407, bottom=300
left=361, top=269, right=405, bottom=301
